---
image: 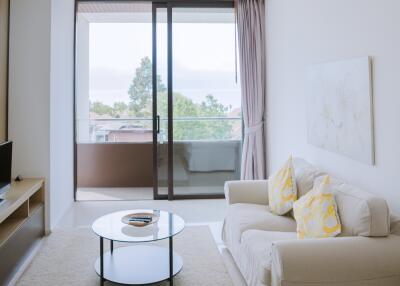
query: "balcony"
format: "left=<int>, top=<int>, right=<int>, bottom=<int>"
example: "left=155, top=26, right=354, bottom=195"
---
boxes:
left=74, top=2, right=241, bottom=200
left=76, top=117, right=242, bottom=200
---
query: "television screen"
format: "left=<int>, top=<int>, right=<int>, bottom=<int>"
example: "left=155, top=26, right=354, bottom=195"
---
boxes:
left=0, top=141, right=12, bottom=195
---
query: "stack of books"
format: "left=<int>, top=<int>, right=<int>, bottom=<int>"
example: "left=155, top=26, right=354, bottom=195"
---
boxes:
left=129, top=215, right=153, bottom=224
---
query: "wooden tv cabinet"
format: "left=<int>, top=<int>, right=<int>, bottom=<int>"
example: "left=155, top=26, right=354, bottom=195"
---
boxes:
left=0, top=179, right=46, bottom=285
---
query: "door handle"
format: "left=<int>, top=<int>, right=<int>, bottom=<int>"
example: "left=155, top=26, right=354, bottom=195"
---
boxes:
left=157, top=115, right=160, bottom=134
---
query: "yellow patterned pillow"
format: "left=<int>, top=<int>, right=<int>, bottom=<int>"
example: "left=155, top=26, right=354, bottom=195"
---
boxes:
left=268, top=156, right=297, bottom=215
left=293, top=176, right=341, bottom=239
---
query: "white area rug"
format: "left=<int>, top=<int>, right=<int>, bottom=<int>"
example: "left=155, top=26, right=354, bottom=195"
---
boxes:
left=17, top=226, right=232, bottom=286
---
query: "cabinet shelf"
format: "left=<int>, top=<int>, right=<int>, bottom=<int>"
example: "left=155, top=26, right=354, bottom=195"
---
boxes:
left=0, top=179, right=46, bottom=285
left=0, top=217, right=26, bottom=248
left=0, top=179, right=45, bottom=247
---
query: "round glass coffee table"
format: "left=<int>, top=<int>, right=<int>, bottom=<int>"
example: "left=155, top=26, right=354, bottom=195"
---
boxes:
left=92, top=209, right=185, bottom=286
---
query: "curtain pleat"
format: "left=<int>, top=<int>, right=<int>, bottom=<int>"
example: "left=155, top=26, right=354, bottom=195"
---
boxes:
left=237, top=0, right=266, bottom=180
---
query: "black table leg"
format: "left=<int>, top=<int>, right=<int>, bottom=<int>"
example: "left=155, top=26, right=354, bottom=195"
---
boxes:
left=100, top=237, right=104, bottom=286
left=169, top=236, right=173, bottom=286
left=110, top=240, right=114, bottom=254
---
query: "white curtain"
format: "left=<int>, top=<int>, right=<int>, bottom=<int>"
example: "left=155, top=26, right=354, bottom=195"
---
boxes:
left=237, top=0, right=266, bottom=180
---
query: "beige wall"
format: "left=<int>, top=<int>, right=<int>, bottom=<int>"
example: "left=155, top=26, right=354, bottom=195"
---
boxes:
left=266, top=0, right=400, bottom=213
left=0, top=0, right=8, bottom=142
left=8, top=0, right=74, bottom=229
left=9, top=0, right=52, bottom=229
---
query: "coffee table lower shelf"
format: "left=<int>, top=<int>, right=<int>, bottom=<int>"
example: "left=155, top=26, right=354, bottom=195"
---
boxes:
left=94, top=245, right=183, bottom=285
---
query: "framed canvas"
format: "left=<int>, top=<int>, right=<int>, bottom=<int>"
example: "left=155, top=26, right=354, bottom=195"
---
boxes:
left=306, top=57, right=374, bottom=165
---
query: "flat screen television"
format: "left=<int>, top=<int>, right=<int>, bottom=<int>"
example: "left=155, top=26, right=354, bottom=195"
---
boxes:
left=0, top=141, right=12, bottom=198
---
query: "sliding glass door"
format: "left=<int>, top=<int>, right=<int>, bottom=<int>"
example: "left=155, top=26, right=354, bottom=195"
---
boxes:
left=75, top=1, right=155, bottom=201
left=74, top=0, right=240, bottom=200
left=153, top=3, right=241, bottom=199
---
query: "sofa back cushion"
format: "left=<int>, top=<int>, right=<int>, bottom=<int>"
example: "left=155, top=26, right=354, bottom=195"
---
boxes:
left=292, top=158, right=390, bottom=237
left=292, top=158, right=325, bottom=197
left=324, top=177, right=390, bottom=237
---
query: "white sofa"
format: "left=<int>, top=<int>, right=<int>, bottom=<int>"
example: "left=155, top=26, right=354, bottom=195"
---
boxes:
left=222, top=158, right=400, bottom=286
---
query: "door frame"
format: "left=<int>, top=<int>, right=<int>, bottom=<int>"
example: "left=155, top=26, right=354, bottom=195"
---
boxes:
left=73, top=0, right=234, bottom=201
left=152, top=1, right=234, bottom=200
left=152, top=2, right=168, bottom=200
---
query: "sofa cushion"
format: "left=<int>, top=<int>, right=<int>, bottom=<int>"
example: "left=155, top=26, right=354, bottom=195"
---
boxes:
left=222, top=203, right=296, bottom=278
left=323, top=177, right=391, bottom=237
left=238, top=230, right=297, bottom=286
left=222, top=204, right=296, bottom=284
left=292, top=157, right=326, bottom=197
left=222, top=204, right=297, bottom=246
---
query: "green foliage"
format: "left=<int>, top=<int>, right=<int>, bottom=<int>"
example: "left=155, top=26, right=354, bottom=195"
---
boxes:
left=91, top=56, right=237, bottom=140
left=90, top=101, right=128, bottom=118
left=157, top=92, right=233, bottom=140
left=90, top=101, right=114, bottom=116
left=128, top=56, right=166, bottom=117
left=111, top=102, right=128, bottom=118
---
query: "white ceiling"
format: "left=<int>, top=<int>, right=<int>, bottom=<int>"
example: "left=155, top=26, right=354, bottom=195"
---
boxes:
left=78, top=2, right=234, bottom=23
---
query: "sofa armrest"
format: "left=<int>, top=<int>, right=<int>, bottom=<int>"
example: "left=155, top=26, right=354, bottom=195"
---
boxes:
left=224, top=180, right=268, bottom=205
left=271, top=235, right=400, bottom=286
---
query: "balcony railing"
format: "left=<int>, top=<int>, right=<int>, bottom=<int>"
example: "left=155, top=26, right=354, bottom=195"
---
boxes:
left=76, top=116, right=242, bottom=143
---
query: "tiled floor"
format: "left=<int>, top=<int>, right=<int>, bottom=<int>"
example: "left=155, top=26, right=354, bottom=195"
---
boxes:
left=76, top=186, right=224, bottom=201
left=58, top=198, right=227, bottom=227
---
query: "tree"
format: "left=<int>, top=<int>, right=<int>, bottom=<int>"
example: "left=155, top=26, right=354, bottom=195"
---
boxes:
left=127, top=57, right=234, bottom=140
left=90, top=101, right=128, bottom=118
left=157, top=92, right=233, bottom=140
left=111, top=102, right=128, bottom=118
left=128, top=56, right=166, bottom=117
left=90, top=101, right=113, bottom=116
left=199, top=95, right=229, bottom=116
left=90, top=57, right=236, bottom=140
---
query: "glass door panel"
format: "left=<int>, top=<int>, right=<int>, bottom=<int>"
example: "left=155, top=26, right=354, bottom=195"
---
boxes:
left=75, top=1, right=154, bottom=201
left=153, top=6, right=169, bottom=198
left=171, top=7, right=241, bottom=197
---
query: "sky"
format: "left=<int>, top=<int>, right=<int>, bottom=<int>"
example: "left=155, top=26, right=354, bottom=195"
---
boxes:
left=88, top=21, right=241, bottom=110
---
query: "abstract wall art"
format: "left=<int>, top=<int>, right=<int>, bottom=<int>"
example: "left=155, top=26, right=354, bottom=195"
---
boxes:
left=306, top=57, right=374, bottom=165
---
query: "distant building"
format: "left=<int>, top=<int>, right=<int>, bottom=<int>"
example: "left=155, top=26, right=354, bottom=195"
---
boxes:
left=108, top=127, right=152, bottom=142
left=92, top=121, right=152, bottom=142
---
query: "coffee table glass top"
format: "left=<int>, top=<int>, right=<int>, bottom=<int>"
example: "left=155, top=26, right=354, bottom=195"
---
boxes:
left=92, top=209, right=185, bottom=242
